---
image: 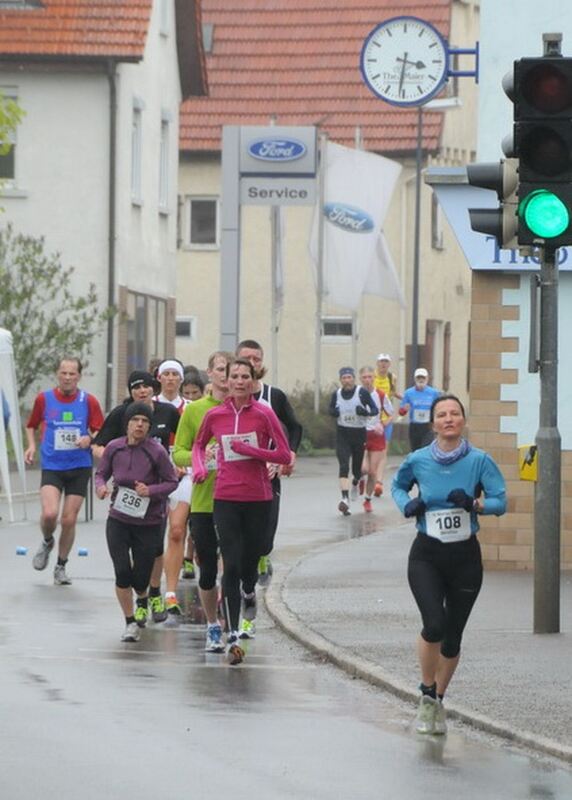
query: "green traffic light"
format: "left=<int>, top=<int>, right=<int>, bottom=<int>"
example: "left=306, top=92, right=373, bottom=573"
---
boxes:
left=520, top=190, right=570, bottom=238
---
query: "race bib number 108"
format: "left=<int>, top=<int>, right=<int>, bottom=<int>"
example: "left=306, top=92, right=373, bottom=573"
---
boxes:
left=425, top=508, right=471, bottom=543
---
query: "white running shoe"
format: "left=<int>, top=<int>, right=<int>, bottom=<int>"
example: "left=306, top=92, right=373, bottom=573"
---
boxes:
left=205, top=624, right=225, bottom=653
left=33, top=537, right=54, bottom=571
left=433, top=699, right=447, bottom=735
left=415, top=695, right=438, bottom=734
left=53, top=564, right=72, bottom=585
left=121, top=622, right=141, bottom=642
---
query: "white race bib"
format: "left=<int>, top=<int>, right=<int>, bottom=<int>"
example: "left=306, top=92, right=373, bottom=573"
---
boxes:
left=54, top=427, right=81, bottom=450
left=113, top=487, right=150, bottom=519
left=221, top=432, right=258, bottom=461
left=412, top=408, right=430, bottom=423
left=341, top=413, right=358, bottom=426
left=425, top=508, right=471, bottom=543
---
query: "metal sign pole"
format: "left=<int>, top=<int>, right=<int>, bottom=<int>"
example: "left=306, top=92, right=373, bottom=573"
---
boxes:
left=534, top=246, right=561, bottom=633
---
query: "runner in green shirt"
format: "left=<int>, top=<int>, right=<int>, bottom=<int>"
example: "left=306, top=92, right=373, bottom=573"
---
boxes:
left=172, top=350, right=232, bottom=652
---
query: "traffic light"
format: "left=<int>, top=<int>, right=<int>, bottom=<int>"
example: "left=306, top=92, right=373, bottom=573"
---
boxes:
left=513, top=56, right=572, bottom=248
left=467, top=158, right=519, bottom=249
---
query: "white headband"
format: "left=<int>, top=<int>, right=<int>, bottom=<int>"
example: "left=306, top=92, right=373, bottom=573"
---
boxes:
left=158, top=360, right=184, bottom=379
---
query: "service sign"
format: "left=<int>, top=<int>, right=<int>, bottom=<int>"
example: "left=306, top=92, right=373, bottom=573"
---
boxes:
left=241, top=177, right=316, bottom=206
left=240, top=126, right=317, bottom=176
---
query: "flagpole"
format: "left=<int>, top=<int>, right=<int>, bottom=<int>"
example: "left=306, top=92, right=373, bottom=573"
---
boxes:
left=270, top=205, right=279, bottom=385
left=314, top=131, right=327, bottom=413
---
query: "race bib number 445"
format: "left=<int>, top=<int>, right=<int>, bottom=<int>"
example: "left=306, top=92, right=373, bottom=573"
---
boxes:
left=425, top=508, right=471, bottom=543
left=113, top=487, right=150, bottom=519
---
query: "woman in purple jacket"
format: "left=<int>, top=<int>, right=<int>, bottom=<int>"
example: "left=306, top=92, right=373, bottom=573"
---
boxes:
left=95, top=402, right=178, bottom=642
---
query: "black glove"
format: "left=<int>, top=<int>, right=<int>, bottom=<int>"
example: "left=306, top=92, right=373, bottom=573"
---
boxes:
left=355, top=405, right=368, bottom=416
left=447, top=489, right=474, bottom=512
left=332, top=406, right=340, bottom=418
left=404, top=498, right=426, bottom=519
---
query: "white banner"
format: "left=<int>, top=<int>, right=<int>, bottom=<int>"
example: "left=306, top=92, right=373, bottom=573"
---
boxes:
left=308, top=141, right=403, bottom=310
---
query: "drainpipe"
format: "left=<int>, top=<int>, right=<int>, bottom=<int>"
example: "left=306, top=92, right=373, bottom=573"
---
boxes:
left=105, top=59, right=117, bottom=411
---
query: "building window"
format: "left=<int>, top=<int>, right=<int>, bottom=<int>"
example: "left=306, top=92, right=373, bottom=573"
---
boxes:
left=159, top=117, right=169, bottom=211
left=176, top=316, right=197, bottom=341
left=184, top=196, right=219, bottom=248
left=125, top=290, right=167, bottom=372
left=321, top=316, right=353, bottom=341
left=0, top=91, right=18, bottom=186
left=431, top=193, right=444, bottom=250
left=131, top=105, right=142, bottom=204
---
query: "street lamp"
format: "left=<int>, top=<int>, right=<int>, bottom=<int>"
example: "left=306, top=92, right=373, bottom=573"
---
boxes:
left=411, top=96, right=462, bottom=375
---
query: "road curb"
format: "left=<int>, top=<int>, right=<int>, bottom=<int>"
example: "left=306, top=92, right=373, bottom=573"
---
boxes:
left=265, top=556, right=572, bottom=764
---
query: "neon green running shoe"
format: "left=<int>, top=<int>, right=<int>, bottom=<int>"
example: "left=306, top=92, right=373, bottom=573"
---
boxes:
left=181, top=559, right=196, bottom=580
left=239, top=618, right=256, bottom=640
left=149, top=594, right=167, bottom=623
left=134, top=605, right=148, bottom=629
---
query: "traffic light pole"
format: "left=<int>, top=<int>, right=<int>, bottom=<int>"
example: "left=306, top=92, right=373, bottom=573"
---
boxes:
left=534, top=247, right=561, bottom=634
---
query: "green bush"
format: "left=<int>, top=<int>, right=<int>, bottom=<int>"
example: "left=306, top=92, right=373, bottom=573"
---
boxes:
left=289, top=383, right=337, bottom=454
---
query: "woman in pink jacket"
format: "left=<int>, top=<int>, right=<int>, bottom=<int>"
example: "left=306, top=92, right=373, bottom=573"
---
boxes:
left=192, top=358, right=292, bottom=664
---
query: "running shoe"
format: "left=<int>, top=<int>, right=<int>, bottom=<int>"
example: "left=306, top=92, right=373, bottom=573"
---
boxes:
left=165, top=595, right=182, bottom=625
left=134, top=605, right=149, bottom=628
left=433, top=700, right=447, bottom=735
left=358, top=477, right=366, bottom=495
left=239, top=619, right=256, bottom=640
left=32, top=537, right=54, bottom=571
left=242, top=592, right=257, bottom=621
left=53, top=564, right=72, bottom=585
left=205, top=623, right=225, bottom=653
left=363, top=498, right=373, bottom=513
left=257, top=555, right=273, bottom=587
left=374, top=482, right=383, bottom=497
left=149, top=594, right=168, bottom=623
left=350, top=482, right=359, bottom=501
left=181, top=559, right=195, bottom=580
left=415, top=695, right=438, bottom=734
left=121, top=622, right=141, bottom=643
left=338, top=500, right=351, bottom=516
left=226, top=632, right=245, bottom=666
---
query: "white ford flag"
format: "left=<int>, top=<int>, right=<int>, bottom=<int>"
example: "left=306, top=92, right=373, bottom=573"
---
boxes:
left=309, top=141, right=403, bottom=310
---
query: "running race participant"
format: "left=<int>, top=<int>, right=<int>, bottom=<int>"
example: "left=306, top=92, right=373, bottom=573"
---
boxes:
left=92, top=370, right=179, bottom=625
left=180, top=371, right=205, bottom=577
left=328, top=366, right=378, bottom=516
left=95, top=402, right=178, bottom=642
left=373, top=354, right=401, bottom=496
left=358, top=366, right=393, bottom=513
left=399, top=368, right=441, bottom=452
left=192, top=358, right=291, bottom=665
left=392, top=394, right=506, bottom=735
left=172, top=350, right=233, bottom=653
left=25, top=357, right=104, bottom=586
left=152, top=359, right=195, bottom=620
left=236, top=339, right=302, bottom=602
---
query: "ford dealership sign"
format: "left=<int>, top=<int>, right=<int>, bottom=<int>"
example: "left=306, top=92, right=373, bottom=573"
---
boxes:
left=324, top=203, right=375, bottom=233
left=248, top=138, right=306, bottom=162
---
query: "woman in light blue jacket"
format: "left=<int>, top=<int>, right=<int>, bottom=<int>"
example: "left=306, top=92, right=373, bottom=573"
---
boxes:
left=392, top=394, right=506, bottom=735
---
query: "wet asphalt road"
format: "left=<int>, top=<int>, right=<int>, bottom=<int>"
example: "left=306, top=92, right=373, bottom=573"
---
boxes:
left=1, top=459, right=572, bottom=799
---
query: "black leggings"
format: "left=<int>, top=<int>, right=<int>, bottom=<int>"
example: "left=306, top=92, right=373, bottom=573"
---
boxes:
left=260, top=478, right=281, bottom=557
left=336, top=426, right=366, bottom=482
left=106, top=517, right=162, bottom=593
left=190, top=512, right=218, bottom=591
left=213, top=500, right=271, bottom=632
left=407, top=533, right=483, bottom=658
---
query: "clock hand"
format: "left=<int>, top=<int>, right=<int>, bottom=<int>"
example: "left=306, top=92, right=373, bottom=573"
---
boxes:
left=396, top=57, right=426, bottom=70
left=398, top=51, right=408, bottom=95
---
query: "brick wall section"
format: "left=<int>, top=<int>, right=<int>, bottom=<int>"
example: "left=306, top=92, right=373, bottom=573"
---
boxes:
left=470, top=271, right=572, bottom=570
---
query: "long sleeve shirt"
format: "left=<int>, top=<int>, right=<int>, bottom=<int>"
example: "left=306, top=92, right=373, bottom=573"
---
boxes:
left=95, top=436, right=178, bottom=526
left=192, top=396, right=291, bottom=502
left=391, top=445, right=506, bottom=537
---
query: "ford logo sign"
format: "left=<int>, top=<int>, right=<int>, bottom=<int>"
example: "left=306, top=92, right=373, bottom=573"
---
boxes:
left=324, top=203, right=375, bottom=233
left=248, top=138, right=306, bottom=162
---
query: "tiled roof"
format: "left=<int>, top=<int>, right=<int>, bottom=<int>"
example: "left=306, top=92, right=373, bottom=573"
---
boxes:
left=0, top=1, right=153, bottom=60
left=180, top=0, right=452, bottom=155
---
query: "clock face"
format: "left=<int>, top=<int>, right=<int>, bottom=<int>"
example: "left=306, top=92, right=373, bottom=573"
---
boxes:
left=360, top=16, right=449, bottom=107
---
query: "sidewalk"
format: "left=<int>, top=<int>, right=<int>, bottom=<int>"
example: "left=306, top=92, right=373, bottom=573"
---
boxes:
left=266, top=461, right=572, bottom=763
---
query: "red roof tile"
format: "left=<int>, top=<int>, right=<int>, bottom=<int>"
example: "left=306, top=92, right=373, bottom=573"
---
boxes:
left=0, top=1, right=152, bottom=60
left=181, top=0, right=452, bottom=154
